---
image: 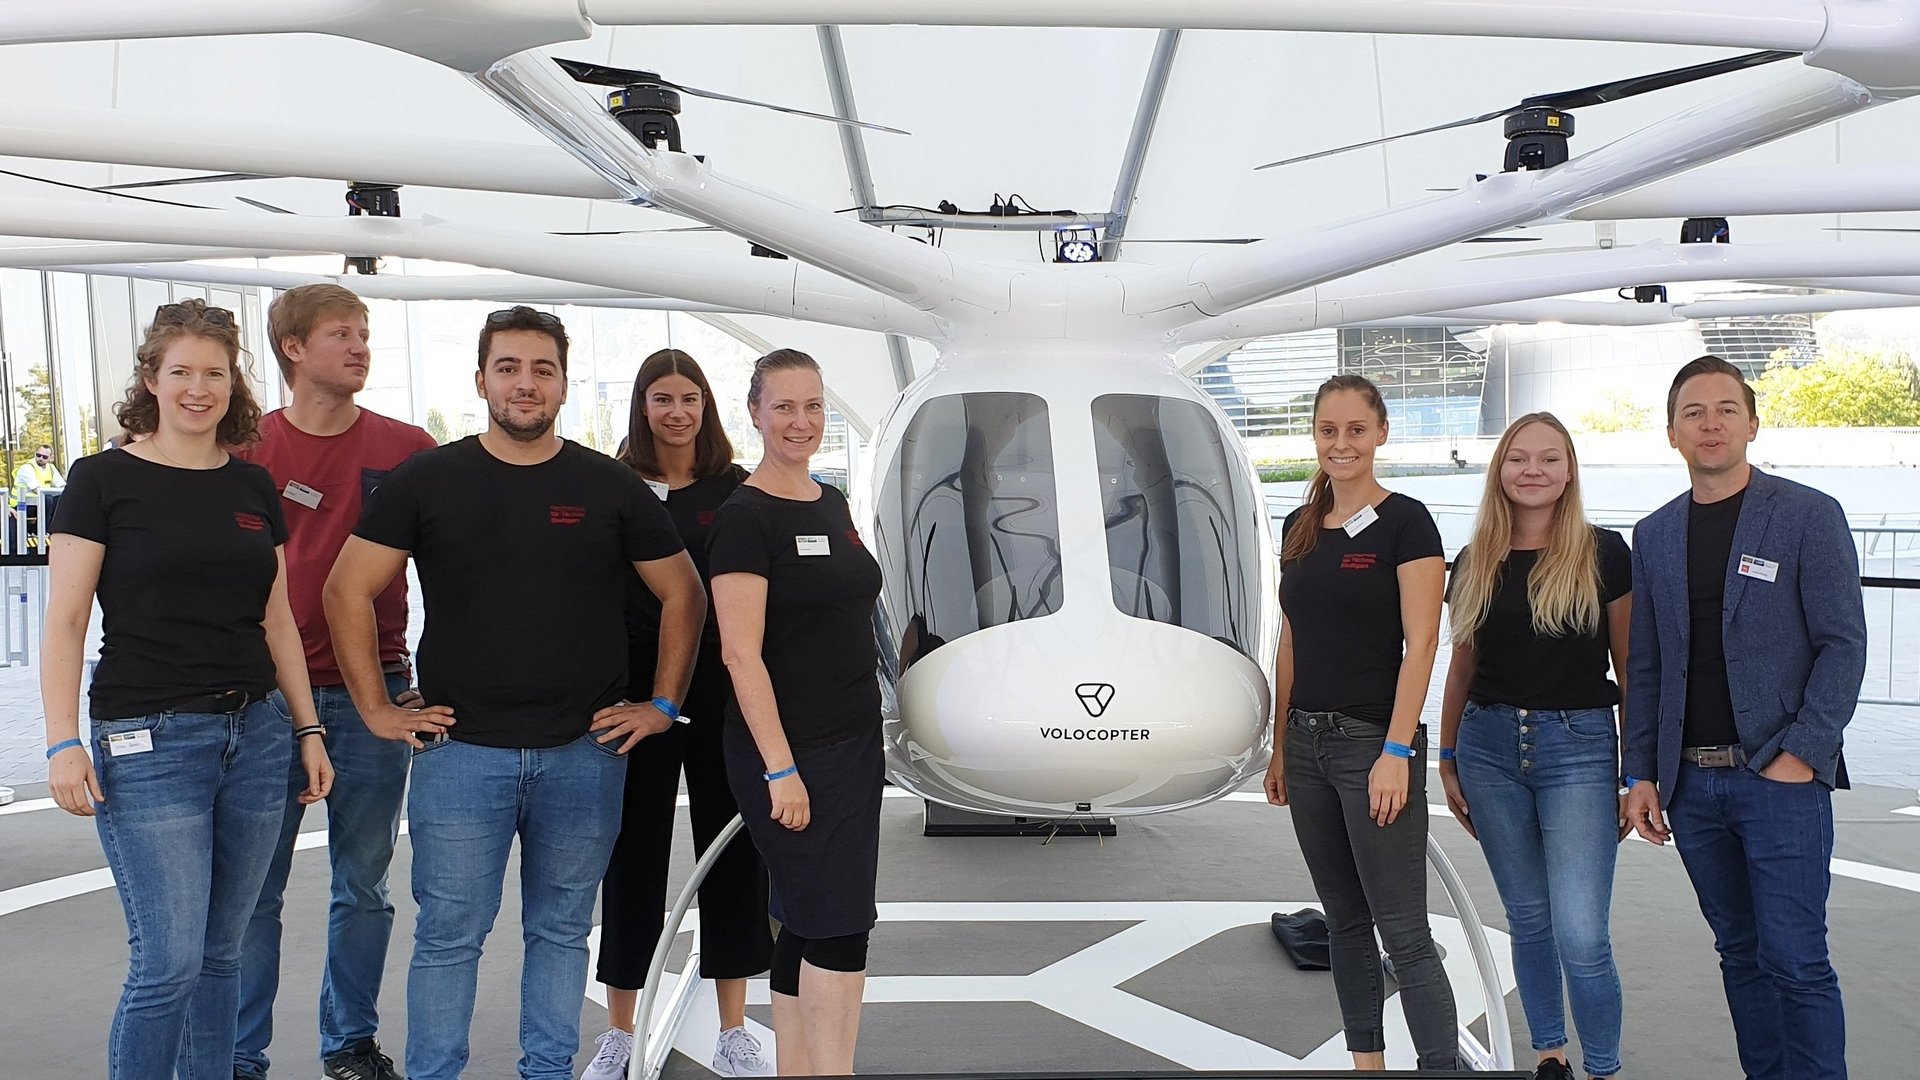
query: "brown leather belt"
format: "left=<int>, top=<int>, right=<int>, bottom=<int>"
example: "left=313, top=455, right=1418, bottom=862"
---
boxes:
left=1682, top=744, right=1748, bottom=768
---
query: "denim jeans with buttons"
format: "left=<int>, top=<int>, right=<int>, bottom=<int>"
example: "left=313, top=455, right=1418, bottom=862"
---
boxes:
left=1284, top=709, right=1457, bottom=1069
left=1456, top=701, right=1623, bottom=1078
left=91, top=700, right=291, bottom=1080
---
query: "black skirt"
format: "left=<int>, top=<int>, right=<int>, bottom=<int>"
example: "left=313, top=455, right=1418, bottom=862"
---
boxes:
left=724, top=721, right=884, bottom=939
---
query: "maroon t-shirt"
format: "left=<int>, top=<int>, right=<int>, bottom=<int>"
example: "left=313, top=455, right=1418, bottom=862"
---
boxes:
left=242, top=408, right=435, bottom=685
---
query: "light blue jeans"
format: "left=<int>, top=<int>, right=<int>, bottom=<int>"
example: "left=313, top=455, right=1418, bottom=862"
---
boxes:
left=403, top=732, right=628, bottom=1080
left=1456, top=701, right=1623, bottom=1078
left=92, top=699, right=291, bottom=1080
left=234, top=675, right=412, bottom=1079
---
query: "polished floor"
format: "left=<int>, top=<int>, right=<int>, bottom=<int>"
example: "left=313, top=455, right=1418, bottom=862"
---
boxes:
left=4, top=771, right=1917, bottom=1078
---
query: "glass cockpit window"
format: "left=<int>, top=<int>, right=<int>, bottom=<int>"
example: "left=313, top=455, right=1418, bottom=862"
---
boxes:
left=1092, top=394, right=1262, bottom=656
left=874, top=393, right=1062, bottom=677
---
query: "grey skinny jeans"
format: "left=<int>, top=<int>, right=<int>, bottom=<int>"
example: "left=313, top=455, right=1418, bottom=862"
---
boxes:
left=1283, top=708, right=1458, bottom=1069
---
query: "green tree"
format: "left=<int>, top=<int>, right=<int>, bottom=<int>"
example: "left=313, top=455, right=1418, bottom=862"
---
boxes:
left=1574, top=389, right=1653, bottom=434
left=426, top=407, right=451, bottom=445
left=13, top=362, right=59, bottom=467
left=1754, top=349, right=1920, bottom=428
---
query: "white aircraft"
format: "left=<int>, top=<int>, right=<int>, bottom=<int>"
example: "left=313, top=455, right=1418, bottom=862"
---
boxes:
left=3, top=1, right=1920, bottom=818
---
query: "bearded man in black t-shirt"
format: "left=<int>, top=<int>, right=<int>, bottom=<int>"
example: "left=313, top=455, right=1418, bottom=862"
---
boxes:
left=323, top=307, right=705, bottom=1080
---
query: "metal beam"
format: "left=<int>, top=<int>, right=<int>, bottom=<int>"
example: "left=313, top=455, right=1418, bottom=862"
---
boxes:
left=1100, top=29, right=1180, bottom=262
left=862, top=208, right=1113, bottom=232
left=818, top=24, right=915, bottom=391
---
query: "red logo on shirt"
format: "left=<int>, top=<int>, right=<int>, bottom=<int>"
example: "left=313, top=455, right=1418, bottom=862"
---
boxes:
left=549, top=505, right=586, bottom=526
left=844, top=529, right=865, bottom=548
left=234, top=511, right=266, bottom=532
left=697, top=510, right=716, bottom=527
left=1339, top=552, right=1378, bottom=571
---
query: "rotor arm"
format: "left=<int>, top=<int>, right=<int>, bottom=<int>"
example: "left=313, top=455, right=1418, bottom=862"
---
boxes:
left=470, top=49, right=1010, bottom=320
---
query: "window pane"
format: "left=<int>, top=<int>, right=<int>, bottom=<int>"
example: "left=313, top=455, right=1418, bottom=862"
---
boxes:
left=1092, top=394, right=1262, bottom=655
left=875, top=393, right=1061, bottom=675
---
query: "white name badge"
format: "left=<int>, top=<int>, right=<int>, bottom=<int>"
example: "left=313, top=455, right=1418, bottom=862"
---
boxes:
left=107, top=730, right=153, bottom=757
left=645, top=479, right=670, bottom=501
left=1738, top=554, right=1779, bottom=583
left=282, top=480, right=323, bottom=509
left=1341, top=503, right=1380, bottom=537
left=795, top=535, right=831, bottom=556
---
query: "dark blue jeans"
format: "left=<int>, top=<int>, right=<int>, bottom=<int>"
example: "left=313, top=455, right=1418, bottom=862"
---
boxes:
left=1456, top=702, right=1622, bottom=1078
left=92, top=701, right=290, bottom=1080
left=234, top=675, right=412, bottom=1079
left=1667, top=762, right=1845, bottom=1080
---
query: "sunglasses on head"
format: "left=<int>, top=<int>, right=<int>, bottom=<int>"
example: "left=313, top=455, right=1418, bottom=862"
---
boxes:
left=153, top=301, right=236, bottom=329
left=484, top=307, right=563, bottom=328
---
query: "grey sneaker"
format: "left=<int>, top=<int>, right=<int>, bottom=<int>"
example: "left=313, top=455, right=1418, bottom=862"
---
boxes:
left=322, top=1038, right=402, bottom=1080
left=581, top=1027, right=634, bottom=1080
left=711, top=1026, right=774, bottom=1077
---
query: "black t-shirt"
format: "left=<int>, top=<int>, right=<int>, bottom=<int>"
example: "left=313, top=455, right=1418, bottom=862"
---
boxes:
left=1279, top=492, right=1444, bottom=723
left=1684, top=488, right=1745, bottom=747
left=52, top=450, right=288, bottom=720
left=625, top=464, right=746, bottom=694
left=354, top=438, right=685, bottom=749
left=1450, top=527, right=1633, bottom=709
left=707, top=483, right=882, bottom=748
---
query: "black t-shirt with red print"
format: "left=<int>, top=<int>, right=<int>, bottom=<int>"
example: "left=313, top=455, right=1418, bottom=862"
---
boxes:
left=707, top=482, right=882, bottom=749
left=625, top=463, right=748, bottom=693
left=52, top=449, right=289, bottom=720
left=353, top=437, right=685, bottom=749
left=1279, top=492, right=1445, bottom=723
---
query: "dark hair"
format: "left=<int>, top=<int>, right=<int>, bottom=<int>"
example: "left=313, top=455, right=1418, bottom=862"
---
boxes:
left=747, top=348, right=822, bottom=407
left=621, top=349, right=736, bottom=479
left=115, top=300, right=264, bottom=448
left=478, top=306, right=569, bottom=374
left=1666, top=354, right=1755, bottom=423
left=1281, top=374, right=1388, bottom=563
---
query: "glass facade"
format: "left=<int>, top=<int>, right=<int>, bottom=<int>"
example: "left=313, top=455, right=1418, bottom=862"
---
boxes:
left=873, top=392, right=1063, bottom=677
left=1092, top=394, right=1264, bottom=657
left=1196, top=326, right=1489, bottom=438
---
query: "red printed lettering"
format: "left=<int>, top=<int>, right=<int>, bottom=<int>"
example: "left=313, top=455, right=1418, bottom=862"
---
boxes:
left=549, top=505, right=586, bottom=526
left=1339, top=552, right=1378, bottom=571
left=233, top=511, right=266, bottom=532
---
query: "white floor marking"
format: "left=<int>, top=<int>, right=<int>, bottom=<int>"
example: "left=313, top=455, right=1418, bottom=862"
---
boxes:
left=0, top=797, right=56, bottom=816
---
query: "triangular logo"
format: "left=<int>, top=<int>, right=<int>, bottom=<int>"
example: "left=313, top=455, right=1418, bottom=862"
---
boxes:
left=1075, top=683, right=1115, bottom=718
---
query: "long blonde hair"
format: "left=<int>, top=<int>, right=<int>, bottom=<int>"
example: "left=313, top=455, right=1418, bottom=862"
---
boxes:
left=1450, top=412, right=1601, bottom=642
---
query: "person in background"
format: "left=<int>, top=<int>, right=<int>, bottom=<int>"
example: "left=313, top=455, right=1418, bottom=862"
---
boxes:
left=710, top=349, right=884, bottom=1077
left=1622, top=355, right=1866, bottom=1080
left=1439, top=412, right=1631, bottom=1080
left=41, top=299, right=333, bottom=1079
left=11, top=442, right=63, bottom=551
left=1263, top=373, right=1456, bottom=1071
left=583, top=350, right=773, bottom=1080
left=234, top=284, right=436, bottom=1080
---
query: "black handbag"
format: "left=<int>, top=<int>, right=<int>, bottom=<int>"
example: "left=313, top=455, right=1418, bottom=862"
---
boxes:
left=1269, top=909, right=1332, bottom=971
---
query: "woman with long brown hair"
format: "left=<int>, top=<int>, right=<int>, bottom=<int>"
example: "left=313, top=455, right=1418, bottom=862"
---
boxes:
left=1263, top=373, right=1455, bottom=1071
left=41, top=299, right=333, bottom=1079
left=1438, top=413, right=1630, bottom=1080
left=584, top=350, right=774, bottom=1080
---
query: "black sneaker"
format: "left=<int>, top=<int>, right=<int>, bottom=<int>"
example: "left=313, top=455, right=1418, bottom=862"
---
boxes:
left=1532, top=1059, right=1576, bottom=1080
left=323, top=1038, right=403, bottom=1080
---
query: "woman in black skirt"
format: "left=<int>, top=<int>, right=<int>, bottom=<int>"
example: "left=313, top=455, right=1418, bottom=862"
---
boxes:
left=710, top=349, right=883, bottom=1076
left=583, top=351, right=774, bottom=1080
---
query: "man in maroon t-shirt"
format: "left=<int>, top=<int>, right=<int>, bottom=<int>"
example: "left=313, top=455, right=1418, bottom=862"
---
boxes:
left=234, top=285, right=434, bottom=1080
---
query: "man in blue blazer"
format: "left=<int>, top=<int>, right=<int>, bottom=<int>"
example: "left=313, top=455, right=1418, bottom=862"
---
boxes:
left=1622, top=355, right=1867, bottom=1080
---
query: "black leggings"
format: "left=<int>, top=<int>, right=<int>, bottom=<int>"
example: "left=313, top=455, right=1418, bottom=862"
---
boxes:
left=596, top=660, right=772, bottom=988
left=768, top=925, right=871, bottom=996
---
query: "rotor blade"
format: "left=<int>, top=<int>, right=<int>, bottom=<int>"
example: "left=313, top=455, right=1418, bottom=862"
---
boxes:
left=548, top=225, right=720, bottom=235
left=98, top=171, right=281, bottom=190
left=1256, top=108, right=1511, bottom=170
left=670, top=83, right=909, bottom=135
left=1462, top=235, right=1543, bottom=243
left=1257, top=49, right=1797, bottom=172
left=1115, top=237, right=1261, bottom=244
left=0, top=167, right=214, bottom=209
left=1826, top=227, right=1920, bottom=233
left=236, top=196, right=296, bottom=214
left=1523, top=49, right=1798, bottom=110
left=553, top=57, right=652, bottom=87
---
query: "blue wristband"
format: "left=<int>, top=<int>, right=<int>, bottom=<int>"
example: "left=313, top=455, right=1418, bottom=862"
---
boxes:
left=650, top=696, right=679, bottom=721
left=46, top=738, right=83, bottom=759
left=1623, top=775, right=1641, bottom=789
left=1382, top=740, right=1416, bottom=759
left=764, top=764, right=798, bottom=782
left=1438, top=747, right=1456, bottom=761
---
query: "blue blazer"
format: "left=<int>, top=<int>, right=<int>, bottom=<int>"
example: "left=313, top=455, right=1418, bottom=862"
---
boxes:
left=1623, top=468, right=1867, bottom=805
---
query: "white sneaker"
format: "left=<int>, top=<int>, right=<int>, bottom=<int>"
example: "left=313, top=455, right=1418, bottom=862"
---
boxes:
left=711, top=1026, right=774, bottom=1077
left=582, top=1027, right=635, bottom=1080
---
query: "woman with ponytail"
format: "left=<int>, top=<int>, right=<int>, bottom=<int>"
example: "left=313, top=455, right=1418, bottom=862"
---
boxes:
left=1438, top=413, right=1631, bottom=1080
left=1263, top=374, right=1454, bottom=1071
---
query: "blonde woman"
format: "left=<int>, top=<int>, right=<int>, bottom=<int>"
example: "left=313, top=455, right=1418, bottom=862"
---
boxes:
left=1438, top=412, right=1631, bottom=1080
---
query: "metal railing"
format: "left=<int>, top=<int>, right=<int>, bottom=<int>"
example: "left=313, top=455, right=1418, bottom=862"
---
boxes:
left=629, top=814, right=747, bottom=1080
left=1, top=488, right=54, bottom=668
